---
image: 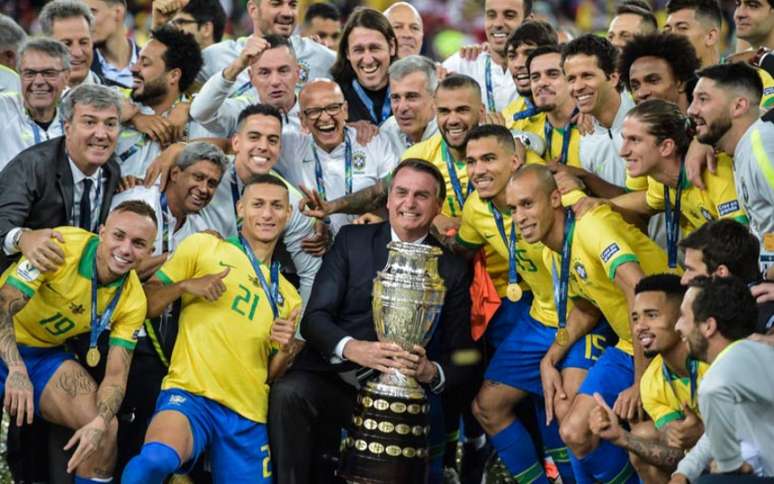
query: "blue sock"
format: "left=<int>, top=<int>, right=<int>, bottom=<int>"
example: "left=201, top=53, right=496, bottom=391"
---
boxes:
left=74, top=477, right=113, bottom=483
left=490, top=420, right=548, bottom=483
left=121, top=441, right=182, bottom=484
left=533, top=401, right=575, bottom=484
left=579, top=440, right=638, bottom=483
left=568, top=450, right=595, bottom=484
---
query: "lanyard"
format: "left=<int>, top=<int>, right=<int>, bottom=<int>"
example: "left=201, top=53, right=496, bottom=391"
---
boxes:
left=231, top=81, right=253, bottom=99
left=159, top=192, right=175, bottom=253
left=89, top=255, right=126, bottom=351
left=351, top=79, right=391, bottom=125
left=664, top=164, right=685, bottom=268
left=29, top=117, right=64, bottom=145
left=312, top=134, right=352, bottom=201
left=512, top=98, right=538, bottom=122
left=230, top=165, right=242, bottom=221
left=551, top=208, right=575, bottom=331
left=543, top=109, right=578, bottom=165
left=490, top=202, right=520, bottom=285
left=484, top=55, right=497, bottom=112
left=662, top=358, right=699, bottom=408
left=239, top=234, right=280, bottom=319
left=442, top=140, right=471, bottom=215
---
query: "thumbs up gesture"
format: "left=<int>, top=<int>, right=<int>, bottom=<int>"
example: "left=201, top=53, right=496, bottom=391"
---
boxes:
left=589, top=392, right=626, bottom=445
left=665, top=405, right=704, bottom=449
left=181, top=267, right=230, bottom=301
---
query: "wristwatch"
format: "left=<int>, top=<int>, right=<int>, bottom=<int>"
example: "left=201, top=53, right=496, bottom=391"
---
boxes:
left=12, top=228, right=28, bottom=252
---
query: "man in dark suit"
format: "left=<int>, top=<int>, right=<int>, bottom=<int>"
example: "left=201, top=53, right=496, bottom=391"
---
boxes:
left=269, top=158, right=478, bottom=484
left=0, top=83, right=122, bottom=275
left=0, top=82, right=122, bottom=484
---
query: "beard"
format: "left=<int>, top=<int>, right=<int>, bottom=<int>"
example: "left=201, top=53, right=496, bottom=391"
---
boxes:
left=131, top=76, right=168, bottom=106
left=696, top=116, right=732, bottom=147
left=685, top=330, right=709, bottom=362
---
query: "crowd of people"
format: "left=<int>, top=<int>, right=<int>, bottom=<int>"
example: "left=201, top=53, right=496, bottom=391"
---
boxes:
left=0, top=0, right=773, bottom=483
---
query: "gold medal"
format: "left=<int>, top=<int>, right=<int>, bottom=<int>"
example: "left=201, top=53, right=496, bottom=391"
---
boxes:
left=506, top=283, right=522, bottom=302
left=556, top=327, right=569, bottom=346
left=86, top=347, right=100, bottom=367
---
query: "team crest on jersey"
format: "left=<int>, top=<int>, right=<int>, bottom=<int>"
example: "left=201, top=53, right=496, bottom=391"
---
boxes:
left=298, top=62, right=311, bottom=84
left=16, top=260, right=40, bottom=282
left=700, top=208, right=714, bottom=221
left=741, top=180, right=750, bottom=204
left=168, top=395, right=186, bottom=405
left=277, top=291, right=285, bottom=307
left=574, top=261, right=588, bottom=280
left=249, top=275, right=260, bottom=288
left=600, top=243, right=620, bottom=263
left=717, top=200, right=740, bottom=217
left=352, top=152, right=367, bottom=172
left=69, top=303, right=85, bottom=315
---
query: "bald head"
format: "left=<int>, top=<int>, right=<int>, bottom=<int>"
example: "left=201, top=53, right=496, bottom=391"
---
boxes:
left=299, top=78, right=344, bottom=108
left=385, top=2, right=423, bottom=58
left=511, top=163, right=557, bottom=195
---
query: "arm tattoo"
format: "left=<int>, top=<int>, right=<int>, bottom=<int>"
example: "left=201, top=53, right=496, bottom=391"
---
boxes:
left=329, top=180, right=387, bottom=215
left=621, top=431, right=684, bottom=469
left=96, top=384, right=125, bottom=423
left=0, top=289, right=30, bottom=368
left=96, top=346, right=132, bottom=422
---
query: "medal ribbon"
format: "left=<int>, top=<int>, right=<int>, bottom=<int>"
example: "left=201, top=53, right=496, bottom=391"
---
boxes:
left=543, top=108, right=578, bottom=165
left=313, top=133, right=352, bottom=201
left=351, top=79, right=391, bottom=125
left=663, top=163, right=685, bottom=268
left=662, top=357, right=699, bottom=408
left=484, top=55, right=497, bottom=112
left=551, top=208, right=575, bottom=331
left=512, top=98, right=538, bottom=122
left=490, top=203, right=520, bottom=286
left=159, top=192, right=174, bottom=253
left=442, top=140, right=472, bottom=216
left=89, top=255, right=127, bottom=352
left=230, top=166, right=243, bottom=229
left=239, top=234, right=280, bottom=319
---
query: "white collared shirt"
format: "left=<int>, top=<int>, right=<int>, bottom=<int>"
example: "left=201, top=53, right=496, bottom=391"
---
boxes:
left=190, top=69, right=301, bottom=137
left=115, top=104, right=215, bottom=178
left=93, top=39, right=138, bottom=88
left=196, top=35, right=336, bottom=96
left=0, top=92, right=66, bottom=171
left=68, top=157, right=103, bottom=232
left=379, top=117, right=439, bottom=158
left=277, top=126, right=399, bottom=234
left=442, top=52, right=519, bottom=112
left=578, top=91, right=636, bottom=187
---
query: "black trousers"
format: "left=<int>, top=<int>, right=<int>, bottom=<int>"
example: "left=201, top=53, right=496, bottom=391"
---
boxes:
left=268, top=369, right=356, bottom=484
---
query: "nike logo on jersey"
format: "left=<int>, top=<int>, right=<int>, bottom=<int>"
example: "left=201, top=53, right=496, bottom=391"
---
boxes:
left=219, top=261, right=236, bottom=269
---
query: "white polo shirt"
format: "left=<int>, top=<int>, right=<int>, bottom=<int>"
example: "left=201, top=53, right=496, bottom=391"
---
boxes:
left=189, top=70, right=301, bottom=138
left=0, top=65, right=20, bottom=94
left=733, top=118, right=774, bottom=273
left=578, top=91, right=635, bottom=187
left=442, top=52, right=519, bottom=113
left=184, top=158, right=321, bottom=305
left=277, top=126, right=399, bottom=234
left=0, top=92, right=66, bottom=171
left=196, top=35, right=336, bottom=96
left=379, top=116, right=439, bottom=158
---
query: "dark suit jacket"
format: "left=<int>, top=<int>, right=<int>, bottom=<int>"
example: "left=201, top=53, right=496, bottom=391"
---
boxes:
left=0, top=136, right=121, bottom=272
left=297, top=222, right=476, bottom=390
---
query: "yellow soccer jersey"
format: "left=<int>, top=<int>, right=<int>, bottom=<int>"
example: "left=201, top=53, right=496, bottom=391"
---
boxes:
left=521, top=115, right=583, bottom=169
left=640, top=354, right=708, bottom=429
left=455, top=191, right=561, bottom=328
left=402, top=133, right=470, bottom=218
left=0, top=227, right=146, bottom=350
left=503, top=97, right=533, bottom=131
left=645, top=155, right=748, bottom=237
left=759, top=68, right=774, bottom=110
left=542, top=205, right=671, bottom=355
left=625, top=172, right=650, bottom=192
left=156, top=233, right=301, bottom=423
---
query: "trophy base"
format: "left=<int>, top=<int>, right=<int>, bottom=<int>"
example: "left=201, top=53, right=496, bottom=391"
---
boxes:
left=338, top=377, right=430, bottom=484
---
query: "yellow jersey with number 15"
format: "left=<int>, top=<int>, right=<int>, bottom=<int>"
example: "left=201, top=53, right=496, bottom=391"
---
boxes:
left=0, top=227, right=146, bottom=351
left=156, top=233, right=301, bottom=423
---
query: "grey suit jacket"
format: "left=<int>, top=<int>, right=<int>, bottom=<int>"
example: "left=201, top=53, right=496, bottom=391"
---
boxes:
left=0, top=136, right=120, bottom=272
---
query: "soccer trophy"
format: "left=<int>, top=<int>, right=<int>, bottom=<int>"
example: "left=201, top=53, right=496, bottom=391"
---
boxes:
left=339, top=241, right=447, bottom=484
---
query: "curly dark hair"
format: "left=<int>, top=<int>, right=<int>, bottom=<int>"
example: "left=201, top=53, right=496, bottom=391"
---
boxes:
left=618, top=32, right=700, bottom=91
left=561, top=34, right=619, bottom=77
left=150, top=25, right=203, bottom=93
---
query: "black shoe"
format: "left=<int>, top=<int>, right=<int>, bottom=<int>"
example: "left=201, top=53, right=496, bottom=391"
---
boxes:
left=460, top=439, right=493, bottom=484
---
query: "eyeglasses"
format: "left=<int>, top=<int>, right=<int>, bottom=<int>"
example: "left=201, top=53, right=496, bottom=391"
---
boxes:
left=169, top=18, right=199, bottom=27
left=21, top=68, right=67, bottom=81
left=303, top=102, right=345, bottom=120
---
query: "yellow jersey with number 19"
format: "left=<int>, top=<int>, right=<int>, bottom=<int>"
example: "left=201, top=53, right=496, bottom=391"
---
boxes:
left=0, top=227, right=146, bottom=350
left=156, top=233, right=301, bottom=423
left=401, top=133, right=470, bottom=218
left=542, top=205, right=672, bottom=355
